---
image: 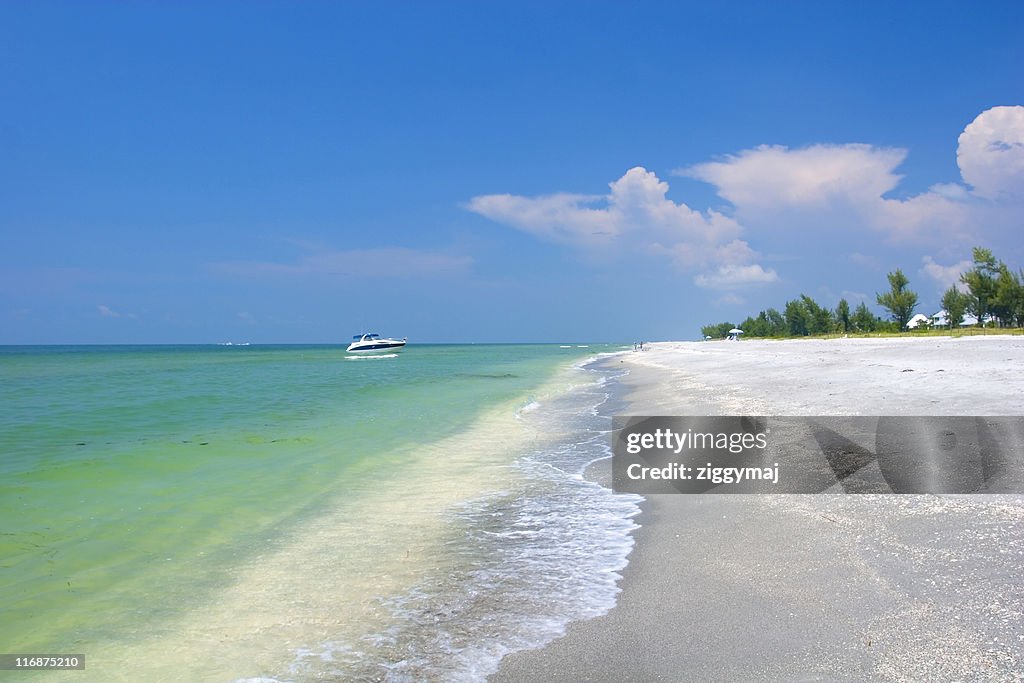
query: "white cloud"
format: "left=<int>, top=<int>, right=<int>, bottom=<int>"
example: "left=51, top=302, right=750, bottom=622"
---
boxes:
left=468, top=166, right=774, bottom=287
left=213, top=246, right=473, bottom=279
left=957, top=105, right=1024, bottom=200
left=694, top=263, right=779, bottom=289
left=920, top=256, right=972, bottom=291
left=467, top=106, right=1023, bottom=295
left=683, top=144, right=906, bottom=209
left=928, top=182, right=970, bottom=200
left=678, top=106, right=1024, bottom=246
left=466, top=192, right=620, bottom=248
left=468, top=167, right=744, bottom=251
left=873, top=190, right=971, bottom=242
left=682, top=142, right=973, bottom=243
left=606, top=168, right=741, bottom=245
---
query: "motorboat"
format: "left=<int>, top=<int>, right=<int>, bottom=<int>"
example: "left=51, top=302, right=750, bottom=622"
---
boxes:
left=346, top=333, right=407, bottom=353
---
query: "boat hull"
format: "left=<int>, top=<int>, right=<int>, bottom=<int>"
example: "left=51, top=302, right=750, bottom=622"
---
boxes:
left=346, top=340, right=407, bottom=353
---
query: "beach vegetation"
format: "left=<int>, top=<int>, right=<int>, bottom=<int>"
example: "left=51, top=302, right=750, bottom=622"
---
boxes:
left=776, top=295, right=836, bottom=336
left=960, top=247, right=1000, bottom=327
left=876, top=269, right=918, bottom=330
left=852, top=302, right=881, bottom=332
left=993, top=264, right=1024, bottom=327
left=701, top=246, right=1024, bottom=339
left=835, top=298, right=852, bottom=333
left=784, top=298, right=809, bottom=336
left=765, top=308, right=787, bottom=335
left=701, top=321, right=736, bottom=339
left=737, top=308, right=787, bottom=338
left=802, top=295, right=834, bottom=335
left=940, top=286, right=970, bottom=329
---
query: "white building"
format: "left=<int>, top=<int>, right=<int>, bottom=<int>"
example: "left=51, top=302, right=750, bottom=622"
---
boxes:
left=905, top=313, right=931, bottom=329
left=930, top=309, right=980, bottom=327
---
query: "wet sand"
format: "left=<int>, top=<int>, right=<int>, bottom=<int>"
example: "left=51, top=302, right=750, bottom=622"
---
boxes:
left=491, top=336, right=1024, bottom=681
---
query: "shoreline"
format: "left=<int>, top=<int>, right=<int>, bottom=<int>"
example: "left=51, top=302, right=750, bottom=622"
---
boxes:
left=5, top=344, right=631, bottom=682
left=492, top=336, right=1024, bottom=681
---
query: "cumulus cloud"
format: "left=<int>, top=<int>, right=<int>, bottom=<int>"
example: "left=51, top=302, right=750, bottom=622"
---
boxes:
left=920, top=256, right=972, bottom=291
left=467, top=106, right=1022, bottom=296
left=957, top=105, right=1024, bottom=200
left=694, top=263, right=780, bottom=289
left=873, top=190, right=971, bottom=242
left=677, top=106, right=1023, bottom=246
left=466, top=192, right=620, bottom=248
left=928, top=182, right=970, bottom=201
left=212, top=246, right=473, bottom=279
left=682, top=143, right=973, bottom=243
left=684, top=144, right=906, bottom=209
left=468, top=167, right=742, bottom=248
left=468, top=166, right=773, bottom=287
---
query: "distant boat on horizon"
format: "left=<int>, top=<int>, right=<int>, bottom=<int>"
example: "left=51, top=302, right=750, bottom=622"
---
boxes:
left=346, top=333, right=407, bottom=354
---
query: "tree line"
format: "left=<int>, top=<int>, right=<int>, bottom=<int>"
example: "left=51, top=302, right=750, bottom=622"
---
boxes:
left=701, top=247, right=1024, bottom=339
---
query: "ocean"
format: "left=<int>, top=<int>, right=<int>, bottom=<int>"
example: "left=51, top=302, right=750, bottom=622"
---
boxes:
left=0, top=344, right=642, bottom=682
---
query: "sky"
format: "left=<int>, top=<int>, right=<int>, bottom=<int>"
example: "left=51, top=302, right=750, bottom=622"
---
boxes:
left=2, top=1, right=1022, bottom=344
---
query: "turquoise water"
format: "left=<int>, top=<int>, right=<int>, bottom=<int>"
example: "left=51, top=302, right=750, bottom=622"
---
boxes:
left=0, top=344, right=640, bottom=681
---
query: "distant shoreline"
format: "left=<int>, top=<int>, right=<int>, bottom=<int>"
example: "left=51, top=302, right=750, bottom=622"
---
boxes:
left=702, top=326, right=1024, bottom=341
left=4, top=330, right=1022, bottom=350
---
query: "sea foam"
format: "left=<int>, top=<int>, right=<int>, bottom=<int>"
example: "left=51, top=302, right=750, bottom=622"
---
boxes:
left=275, top=359, right=642, bottom=682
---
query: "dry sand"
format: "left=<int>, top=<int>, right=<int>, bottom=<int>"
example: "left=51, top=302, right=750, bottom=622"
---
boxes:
left=491, top=336, right=1024, bottom=682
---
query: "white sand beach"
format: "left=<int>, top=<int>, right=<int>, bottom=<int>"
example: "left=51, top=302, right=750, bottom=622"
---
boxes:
left=493, top=336, right=1024, bottom=681
left=622, top=335, right=1024, bottom=417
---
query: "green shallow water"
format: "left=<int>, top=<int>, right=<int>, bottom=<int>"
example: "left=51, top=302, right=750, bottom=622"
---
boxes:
left=0, top=343, right=612, bottom=656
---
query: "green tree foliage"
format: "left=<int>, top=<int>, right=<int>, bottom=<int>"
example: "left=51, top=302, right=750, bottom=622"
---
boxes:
left=941, top=286, right=970, bottom=329
left=801, top=295, right=833, bottom=335
left=699, top=247, right=1024, bottom=336
left=1014, top=269, right=1024, bottom=327
left=735, top=309, right=788, bottom=338
left=960, top=247, right=999, bottom=327
left=784, top=298, right=809, bottom=336
left=700, top=322, right=735, bottom=339
left=835, top=298, right=851, bottom=333
left=993, top=264, right=1024, bottom=327
left=852, top=302, right=877, bottom=332
left=876, top=269, right=918, bottom=329
left=737, top=315, right=761, bottom=337
left=764, top=308, right=786, bottom=336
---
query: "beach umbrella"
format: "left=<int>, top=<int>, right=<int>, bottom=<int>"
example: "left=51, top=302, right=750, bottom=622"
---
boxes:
left=729, top=328, right=744, bottom=334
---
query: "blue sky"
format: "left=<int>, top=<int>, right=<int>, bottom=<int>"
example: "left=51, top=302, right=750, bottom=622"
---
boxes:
left=2, top=2, right=1022, bottom=343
